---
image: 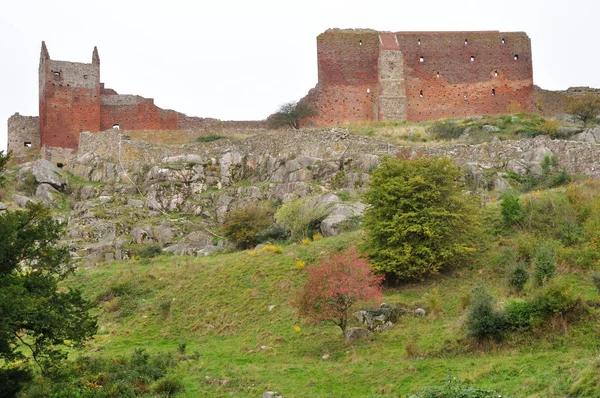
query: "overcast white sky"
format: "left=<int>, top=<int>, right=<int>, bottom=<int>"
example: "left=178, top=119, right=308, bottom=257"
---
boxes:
left=1, top=0, right=599, bottom=152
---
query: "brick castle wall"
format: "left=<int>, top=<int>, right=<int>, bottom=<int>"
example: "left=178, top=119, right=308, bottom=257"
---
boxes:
left=304, top=29, right=536, bottom=125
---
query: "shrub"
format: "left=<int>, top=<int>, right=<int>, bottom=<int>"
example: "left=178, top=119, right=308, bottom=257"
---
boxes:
left=426, top=120, right=467, bottom=140
left=509, top=262, right=529, bottom=292
left=154, top=378, right=185, bottom=396
left=592, top=272, right=600, bottom=293
left=465, top=286, right=506, bottom=340
left=408, top=375, right=511, bottom=398
left=139, top=244, right=163, bottom=258
left=489, top=246, right=518, bottom=272
left=196, top=134, right=226, bottom=143
left=504, top=299, right=532, bottom=331
left=18, top=173, right=37, bottom=196
left=547, top=169, right=571, bottom=188
left=533, top=242, right=557, bottom=286
left=222, top=203, right=274, bottom=249
left=500, top=192, right=524, bottom=226
left=275, top=197, right=328, bottom=240
left=362, top=157, right=479, bottom=281
left=536, top=119, right=560, bottom=137
left=292, top=246, right=383, bottom=336
left=424, top=288, right=443, bottom=315
left=504, top=282, right=583, bottom=331
left=22, top=348, right=185, bottom=397
left=527, top=282, right=584, bottom=327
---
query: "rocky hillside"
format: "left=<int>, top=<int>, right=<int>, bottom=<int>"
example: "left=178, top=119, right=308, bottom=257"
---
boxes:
left=2, top=123, right=600, bottom=265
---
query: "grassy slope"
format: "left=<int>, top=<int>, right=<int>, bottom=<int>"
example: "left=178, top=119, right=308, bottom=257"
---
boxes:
left=67, top=227, right=600, bottom=398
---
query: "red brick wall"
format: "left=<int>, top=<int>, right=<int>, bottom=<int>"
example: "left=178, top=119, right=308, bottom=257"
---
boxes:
left=397, top=32, right=535, bottom=121
left=306, top=29, right=380, bottom=126
left=305, top=30, right=536, bottom=125
left=39, top=61, right=101, bottom=149
left=100, top=100, right=180, bottom=131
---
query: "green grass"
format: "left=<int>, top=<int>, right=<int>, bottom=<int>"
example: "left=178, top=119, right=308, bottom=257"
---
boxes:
left=343, top=113, right=582, bottom=146
left=63, top=226, right=600, bottom=397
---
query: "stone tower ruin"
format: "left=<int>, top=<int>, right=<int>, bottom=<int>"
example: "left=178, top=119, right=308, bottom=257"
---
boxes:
left=39, top=41, right=101, bottom=149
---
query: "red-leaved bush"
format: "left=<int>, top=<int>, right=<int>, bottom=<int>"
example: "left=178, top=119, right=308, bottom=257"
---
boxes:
left=292, top=246, right=384, bottom=335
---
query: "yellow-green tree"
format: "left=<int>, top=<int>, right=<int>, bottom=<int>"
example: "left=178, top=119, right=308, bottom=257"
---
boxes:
left=362, top=157, right=480, bottom=281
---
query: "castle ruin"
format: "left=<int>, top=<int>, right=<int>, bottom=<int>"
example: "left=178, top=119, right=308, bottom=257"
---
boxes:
left=8, top=42, right=257, bottom=162
left=302, top=29, right=537, bottom=125
left=6, top=31, right=599, bottom=162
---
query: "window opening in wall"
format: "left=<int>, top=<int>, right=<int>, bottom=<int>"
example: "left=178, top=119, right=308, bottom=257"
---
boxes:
left=84, top=75, right=88, bottom=79
left=419, top=56, right=424, bottom=63
left=502, top=38, right=506, bottom=44
left=464, top=39, right=468, bottom=45
left=367, top=88, right=370, bottom=94
left=514, top=54, right=519, bottom=60
left=56, top=163, right=64, bottom=169
left=470, top=56, right=475, bottom=62
left=494, top=70, right=499, bottom=77
left=53, top=71, right=60, bottom=77
left=492, top=89, right=496, bottom=96
left=359, top=40, right=362, bottom=46
left=463, top=95, right=468, bottom=101
left=417, top=39, right=421, bottom=46
left=112, top=124, right=120, bottom=130
left=436, top=71, right=440, bottom=78
left=24, top=142, right=32, bottom=148
left=419, top=90, right=424, bottom=98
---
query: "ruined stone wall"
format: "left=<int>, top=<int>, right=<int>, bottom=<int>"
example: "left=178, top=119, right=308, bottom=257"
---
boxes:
left=396, top=31, right=535, bottom=121
left=39, top=57, right=101, bottom=149
left=398, top=136, right=600, bottom=178
left=304, top=29, right=380, bottom=126
left=7, top=113, right=40, bottom=162
left=100, top=95, right=180, bottom=131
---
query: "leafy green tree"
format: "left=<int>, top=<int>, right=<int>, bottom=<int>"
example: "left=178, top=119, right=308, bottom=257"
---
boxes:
left=0, top=199, right=97, bottom=394
left=268, top=101, right=317, bottom=130
left=362, top=157, right=479, bottom=281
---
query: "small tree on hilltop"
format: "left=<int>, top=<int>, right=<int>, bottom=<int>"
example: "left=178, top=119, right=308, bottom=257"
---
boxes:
left=292, top=246, right=383, bottom=336
left=362, top=156, right=480, bottom=282
left=268, top=101, right=317, bottom=130
left=567, top=94, right=600, bottom=127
